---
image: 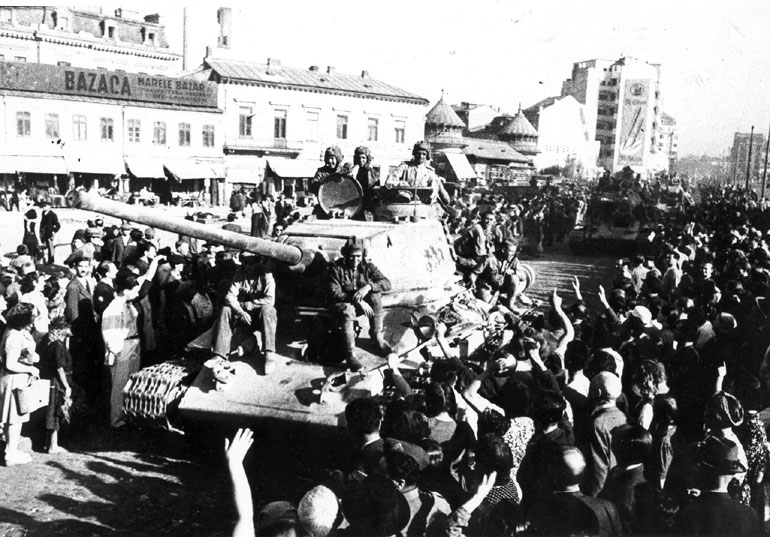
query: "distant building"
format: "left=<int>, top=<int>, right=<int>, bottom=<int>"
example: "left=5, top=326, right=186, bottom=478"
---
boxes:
left=193, top=58, right=428, bottom=201
left=452, top=102, right=500, bottom=133
left=657, top=112, right=679, bottom=173
left=0, top=6, right=181, bottom=74
left=523, top=95, right=600, bottom=178
left=729, top=131, right=766, bottom=185
left=424, top=96, right=477, bottom=185
left=561, top=56, right=663, bottom=174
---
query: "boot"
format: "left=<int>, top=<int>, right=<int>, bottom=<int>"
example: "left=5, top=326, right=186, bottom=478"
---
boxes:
left=370, top=315, right=393, bottom=356
left=264, top=351, right=278, bottom=375
left=343, top=320, right=362, bottom=371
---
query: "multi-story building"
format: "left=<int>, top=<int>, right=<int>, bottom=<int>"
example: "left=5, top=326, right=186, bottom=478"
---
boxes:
left=523, top=95, right=600, bottom=178
left=192, top=58, right=428, bottom=199
left=0, top=61, right=223, bottom=204
left=451, top=102, right=500, bottom=133
left=656, top=112, right=679, bottom=174
left=561, top=56, right=663, bottom=174
left=729, top=131, right=767, bottom=185
left=0, top=6, right=181, bottom=74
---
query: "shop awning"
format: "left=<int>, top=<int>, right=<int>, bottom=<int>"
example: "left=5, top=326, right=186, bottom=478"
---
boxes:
left=164, top=159, right=217, bottom=181
left=227, top=168, right=263, bottom=184
left=265, top=159, right=319, bottom=179
left=67, top=153, right=125, bottom=175
left=0, top=155, right=68, bottom=175
left=125, top=156, right=165, bottom=179
left=444, top=152, right=477, bottom=180
left=205, top=160, right=226, bottom=179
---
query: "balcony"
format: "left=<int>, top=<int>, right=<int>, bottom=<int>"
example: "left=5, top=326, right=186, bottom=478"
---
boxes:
left=224, top=138, right=303, bottom=157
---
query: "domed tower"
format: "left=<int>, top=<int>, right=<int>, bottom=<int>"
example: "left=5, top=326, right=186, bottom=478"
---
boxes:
left=424, top=94, right=466, bottom=149
left=499, top=104, right=539, bottom=156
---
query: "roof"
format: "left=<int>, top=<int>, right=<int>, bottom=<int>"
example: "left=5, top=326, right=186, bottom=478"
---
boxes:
left=500, top=106, right=538, bottom=137
left=460, top=138, right=529, bottom=163
left=523, top=95, right=563, bottom=113
left=426, top=98, right=465, bottom=128
left=204, top=59, right=428, bottom=105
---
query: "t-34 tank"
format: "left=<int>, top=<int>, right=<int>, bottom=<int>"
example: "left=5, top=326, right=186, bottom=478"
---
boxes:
left=68, top=185, right=462, bottom=429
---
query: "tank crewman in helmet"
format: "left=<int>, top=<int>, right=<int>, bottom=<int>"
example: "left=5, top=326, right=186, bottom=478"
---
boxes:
left=310, top=146, right=353, bottom=218
left=384, top=141, right=445, bottom=204
left=352, top=146, right=380, bottom=219
left=328, top=241, right=393, bottom=371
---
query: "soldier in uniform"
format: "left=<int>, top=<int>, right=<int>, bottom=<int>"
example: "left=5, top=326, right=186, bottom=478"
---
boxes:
left=351, top=146, right=379, bottom=219
left=384, top=141, right=447, bottom=204
left=310, top=146, right=352, bottom=218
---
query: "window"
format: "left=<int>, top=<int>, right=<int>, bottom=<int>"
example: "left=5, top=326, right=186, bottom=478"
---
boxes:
left=367, top=117, right=379, bottom=142
left=306, top=111, right=319, bottom=142
left=178, top=123, right=191, bottom=146
left=239, top=106, right=253, bottom=138
left=336, top=114, right=348, bottom=140
left=394, top=119, right=406, bottom=143
left=274, top=110, right=287, bottom=139
left=0, top=8, right=11, bottom=23
left=128, top=119, right=141, bottom=143
left=107, top=26, right=115, bottom=39
left=100, top=117, right=114, bottom=141
left=16, top=112, right=30, bottom=137
left=45, top=114, right=59, bottom=139
left=57, top=61, right=71, bottom=67
left=202, top=125, right=215, bottom=147
left=14, top=56, right=26, bottom=63
left=147, top=32, right=155, bottom=45
left=153, top=121, right=166, bottom=144
left=72, top=115, right=87, bottom=140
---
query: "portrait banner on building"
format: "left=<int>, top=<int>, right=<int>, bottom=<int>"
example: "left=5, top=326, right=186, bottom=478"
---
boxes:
left=0, top=62, right=217, bottom=108
left=618, top=79, right=650, bottom=166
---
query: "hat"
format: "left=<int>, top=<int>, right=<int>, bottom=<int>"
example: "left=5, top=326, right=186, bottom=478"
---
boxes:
left=144, top=227, right=155, bottom=238
left=630, top=305, right=652, bottom=327
left=697, top=435, right=747, bottom=475
left=120, top=223, right=132, bottom=231
left=383, top=438, right=429, bottom=471
left=256, top=501, right=298, bottom=532
left=341, top=242, right=364, bottom=256
left=85, top=227, right=103, bottom=239
left=297, top=485, right=339, bottom=537
left=713, top=312, right=737, bottom=334
left=340, top=475, right=410, bottom=536
left=589, top=372, right=622, bottom=401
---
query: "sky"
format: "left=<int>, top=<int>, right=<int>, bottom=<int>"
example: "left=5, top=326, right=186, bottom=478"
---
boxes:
left=102, top=0, right=770, bottom=157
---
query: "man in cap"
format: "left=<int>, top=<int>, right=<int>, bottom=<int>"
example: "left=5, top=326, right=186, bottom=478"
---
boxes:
left=675, top=436, right=759, bottom=535
left=310, top=146, right=352, bottom=219
left=585, top=371, right=628, bottom=496
left=212, top=252, right=278, bottom=374
left=352, top=145, right=379, bottom=218
left=384, top=141, right=446, bottom=204
left=328, top=242, right=392, bottom=371
left=38, top=199, right=60, bottom=264
left=113, top=222, right=133, bottom=265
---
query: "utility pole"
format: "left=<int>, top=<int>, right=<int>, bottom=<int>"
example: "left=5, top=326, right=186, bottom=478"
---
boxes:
left=745, top=125, right=754, bottom=191
left=762, top=122, right=770, bottom=201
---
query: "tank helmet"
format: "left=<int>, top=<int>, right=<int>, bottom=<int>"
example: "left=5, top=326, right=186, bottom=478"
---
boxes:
left=324, top=146, right=344, bottom=166
left=354, top=146, right=372, bottom=159
left=341, top=241, right=364, bottom=257
left=412, top=141, right=431, bottom=160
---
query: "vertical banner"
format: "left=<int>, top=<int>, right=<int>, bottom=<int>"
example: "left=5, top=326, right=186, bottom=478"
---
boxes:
left=618, top=79, right=650, bottom=166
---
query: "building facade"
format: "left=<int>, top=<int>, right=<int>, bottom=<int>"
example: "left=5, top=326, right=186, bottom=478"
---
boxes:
left=656, top=112, right=679, bottom=174
left=523, top=95, right=600, bottom=177
left=729, top=131, right=767, bottom=186
left=0, top=62, right=223, bottom=204
left=0, top=6, right=181, bottom=74
left=561, top=56, right=665, bottom=174
left=194, top=58, right=428, bottom=200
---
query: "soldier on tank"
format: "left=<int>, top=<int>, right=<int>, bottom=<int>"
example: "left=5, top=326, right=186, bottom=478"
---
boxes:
left=328, top=242, right=392, bottom=371
left=351, top=146, right=379, bottom=219
left=384, top=141, right=449, bottom=205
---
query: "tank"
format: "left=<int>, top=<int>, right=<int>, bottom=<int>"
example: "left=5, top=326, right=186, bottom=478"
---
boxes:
left=68, top=185, right=530, bottom=429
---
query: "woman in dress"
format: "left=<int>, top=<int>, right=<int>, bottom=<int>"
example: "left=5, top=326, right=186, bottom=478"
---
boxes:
left=0, top=303, right=40, bottom=465
left=22, top=208, right=40, bottom=262
left=19, top=271, right=49, bottom=342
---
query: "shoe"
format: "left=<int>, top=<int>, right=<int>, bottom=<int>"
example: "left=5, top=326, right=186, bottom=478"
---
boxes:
left=346, top=352, right=363, bottom=372
left=264, top=351, right=278, bottom=375
left=46, top=446, right=69, bottom=454
left=372, top=334, right=393, bottom=356
left=4, top=450, right=32, bottom=466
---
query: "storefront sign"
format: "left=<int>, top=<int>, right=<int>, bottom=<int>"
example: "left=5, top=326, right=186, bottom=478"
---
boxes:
left=0, top=62, right=218, bottom=108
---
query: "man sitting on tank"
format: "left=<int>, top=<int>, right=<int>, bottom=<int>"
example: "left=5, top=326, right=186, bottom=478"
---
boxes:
left=328, top=242, right=392, bottom=372
left=383, top=141, right=446, bottom=204
left=309, top=146, right=352, bottom=219
left=351, top=145, right=380, bottom=220
left=211, top=252, right=278, bottom=375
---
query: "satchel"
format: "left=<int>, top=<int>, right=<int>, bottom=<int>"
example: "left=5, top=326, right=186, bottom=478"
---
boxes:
left=13, top=376, right=50, bottom=415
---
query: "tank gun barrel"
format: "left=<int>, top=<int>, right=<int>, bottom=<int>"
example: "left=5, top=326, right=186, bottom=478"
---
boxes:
left=70, top=189, right=313, bottom=269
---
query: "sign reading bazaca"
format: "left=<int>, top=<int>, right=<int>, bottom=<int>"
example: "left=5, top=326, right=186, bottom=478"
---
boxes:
left=0, top=61, right=217, bottom=108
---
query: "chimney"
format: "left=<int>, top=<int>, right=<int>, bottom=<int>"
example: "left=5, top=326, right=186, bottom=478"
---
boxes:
left=361, top=70, right=369, bottom=79
left=327, top=66, right=335, bottom=74
left=144, top=13, right=161, bottom=24
left=309, top=65, right=319, bottom=72
left=267, top=58, right=281, bottom=67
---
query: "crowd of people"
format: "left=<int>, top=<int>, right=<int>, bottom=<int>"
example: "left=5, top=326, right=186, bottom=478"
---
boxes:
left=1, top=138, right=769, bottom=536
left=223, top=183, right=770, bottom=536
